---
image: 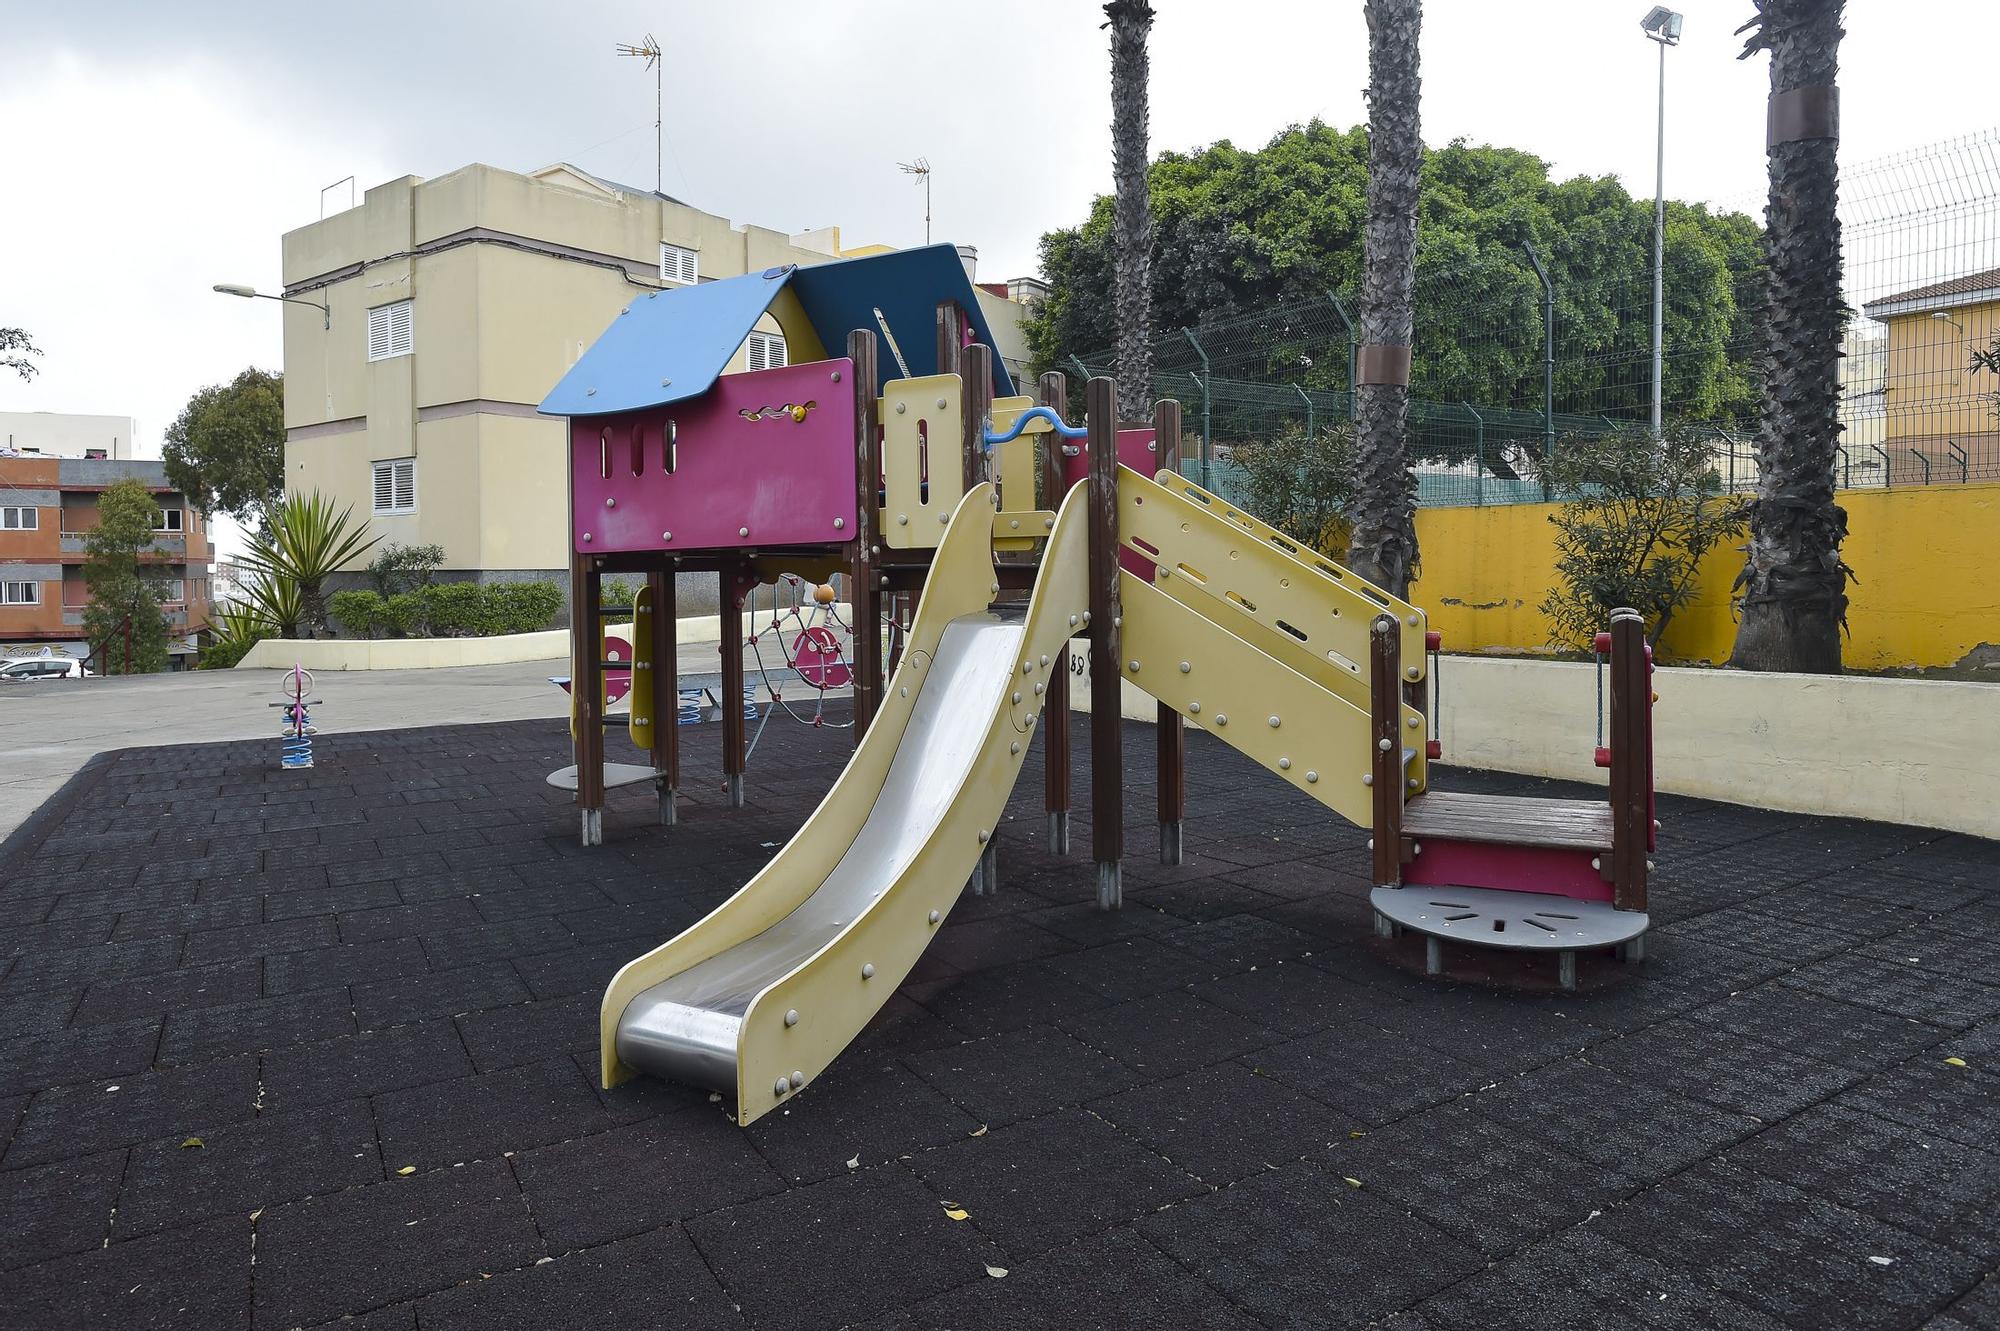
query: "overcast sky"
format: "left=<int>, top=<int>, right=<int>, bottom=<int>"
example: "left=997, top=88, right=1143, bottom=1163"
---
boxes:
left=5, top=0, right=1998, bottom=482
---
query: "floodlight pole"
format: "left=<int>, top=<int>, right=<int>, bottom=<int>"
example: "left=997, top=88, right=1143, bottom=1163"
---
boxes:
left=1650, top=33, right=1668, bottom=435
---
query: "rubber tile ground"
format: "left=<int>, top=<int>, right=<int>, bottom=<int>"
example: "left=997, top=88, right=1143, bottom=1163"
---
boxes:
left=0, top=712, right=1994, bottom=1329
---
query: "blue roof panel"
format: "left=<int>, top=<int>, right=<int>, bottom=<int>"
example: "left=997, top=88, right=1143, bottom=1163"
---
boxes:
left=539, top=266, right=797, bottom=416
left=539, top=244, right=1013, bottom=418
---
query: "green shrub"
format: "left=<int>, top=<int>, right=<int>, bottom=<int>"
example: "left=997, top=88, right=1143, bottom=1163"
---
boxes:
left=488, top=581, right=564, bottom=634
left=329, top=589, right=383, bottom=639
left=599, top=577, right=640, bottom=611
left=381, top=592, right=424, bottom=637
left=415, top=582, right=486, bottom=637
left=1232, top=420, right=1358, bottom=556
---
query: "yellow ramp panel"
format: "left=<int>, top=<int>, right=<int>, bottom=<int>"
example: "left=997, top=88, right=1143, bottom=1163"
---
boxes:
left=1120, top=569, right=1379, bottom=827
left=880, top=373, right=964, bottom=549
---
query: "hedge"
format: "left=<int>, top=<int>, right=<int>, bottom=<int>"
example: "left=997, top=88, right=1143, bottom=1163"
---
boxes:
left=329, top=580, right=565, bottom=639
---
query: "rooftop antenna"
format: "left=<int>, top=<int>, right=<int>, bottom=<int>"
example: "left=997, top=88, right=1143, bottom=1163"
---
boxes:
left=616, top=35, right=664, bottom=194
left=897, top=158, right=931, bottom=244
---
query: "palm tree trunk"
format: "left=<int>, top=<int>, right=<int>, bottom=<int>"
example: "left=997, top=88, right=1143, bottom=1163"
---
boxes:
left=1347, top=0, right=1423, bottom=599
left=1730, top=0, right=1848, bottom=673
left=1105, top=0, right=1156, bottom=423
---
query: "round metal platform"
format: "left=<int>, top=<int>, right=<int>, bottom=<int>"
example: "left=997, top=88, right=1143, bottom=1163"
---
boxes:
left=1370, top=884, right=1649, bottom=989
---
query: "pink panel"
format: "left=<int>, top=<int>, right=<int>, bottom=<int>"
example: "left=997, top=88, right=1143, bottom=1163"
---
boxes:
left=1401, top=837, right=1613, bottom=904
left=570, top=359, right=858, bottom=554
left=1060, top=426, right=1159, bottom=491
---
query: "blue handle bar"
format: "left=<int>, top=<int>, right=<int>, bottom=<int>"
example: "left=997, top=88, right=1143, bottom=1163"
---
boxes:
left=983, top=405, right=1087, bottom=451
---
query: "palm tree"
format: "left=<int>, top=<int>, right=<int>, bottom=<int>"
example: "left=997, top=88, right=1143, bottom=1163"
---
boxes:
left=1346, top=0, right=1423, bottom=598
left=240, top=492, right=378, bottom=637
left=1729, top=0, right=1848, bottom=673
left=1104, top=0, right=1155, bottom=422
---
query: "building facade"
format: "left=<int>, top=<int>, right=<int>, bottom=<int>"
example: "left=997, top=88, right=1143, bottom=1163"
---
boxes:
left=279, top=162, right=1036, bottom=602
left=0, top=412, right=140, bottom=460
left=0, top=453, right=214, bottom=661
left=1862, top=267, right=2000, bottom=486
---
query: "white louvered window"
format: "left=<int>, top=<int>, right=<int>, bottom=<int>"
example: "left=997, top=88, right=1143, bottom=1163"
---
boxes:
left=371, top=457, right=416, bottom=515
left=0, top=506, right=37, bottom=530
left=746, top=330, right=788, bottom=373
left=367, top=300, right=414, bottom=362
left=1, top=580, right=39, bottom=605
left=660, top=243, right=698, bottom=286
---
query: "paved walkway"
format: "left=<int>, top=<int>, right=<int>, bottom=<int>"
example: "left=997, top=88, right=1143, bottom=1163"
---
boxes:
left=0, top=710, right=1993, bottom=1329
left=0, top=637, right=784, bottom=846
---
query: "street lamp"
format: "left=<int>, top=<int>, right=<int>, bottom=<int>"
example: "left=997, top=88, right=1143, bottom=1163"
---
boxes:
left=212, top=283, right=329, bottom=330
left=1641, top=6, right=1682, bottom=435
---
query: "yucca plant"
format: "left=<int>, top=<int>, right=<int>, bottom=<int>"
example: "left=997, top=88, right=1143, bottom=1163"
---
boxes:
left=240, top=492, right=378, bottom=637
left=238, top=573, right=307, bottom=640
left=200, top=598, right=282, bottom=668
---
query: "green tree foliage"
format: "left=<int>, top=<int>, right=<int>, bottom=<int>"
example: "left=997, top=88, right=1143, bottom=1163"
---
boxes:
left=81, top=478, right=171, bottom=673
left=163, top=368, right=285, bottom=525
left=1531, top=426, right=1748, bottom=653
left=1028, top=123, right=1761, bottom=423
left=199, top=603, right=275, bottom=669
left=366, top=542, right=446, bottom=597
left=240, top=491, right=378, bottom=636
left=2, top=326, right=42, bottom=380
left=1232, top=420, right=1357, bottom=556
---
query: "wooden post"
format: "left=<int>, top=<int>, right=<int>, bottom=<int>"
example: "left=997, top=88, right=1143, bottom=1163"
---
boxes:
left=1086, top=375, right=1123, bottom=909
left=935, top=300, right=965, bottom=380
left=1607, top=608, right=1651, bottom=912
left=572, top=555, right=606, bottom=846
left=720, top=568, right=746, bottom=809
left=960, top=342, right=993, bottom=493
left=648, top=568, right=678, bottom=825
left=1369, top=614, right=1404, bottom=887
left=1039, top=370, right=1073, bottom=856
left=1152, top=399, right=1187, bottom=865
left=848, top=328, right=883, bottom=742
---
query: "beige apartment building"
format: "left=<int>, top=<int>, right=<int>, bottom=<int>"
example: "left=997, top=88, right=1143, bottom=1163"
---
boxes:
left=279, top=163, right=1035, bottom=596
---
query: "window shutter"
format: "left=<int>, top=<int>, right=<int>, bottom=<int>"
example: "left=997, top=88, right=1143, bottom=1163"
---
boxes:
left=368, top=301, right=413, bottom=361
left=373, top=462, right=394, bottom=512
left=394, top=459, right=416, bottom=510
left=660, top=243, right=697, bottom=285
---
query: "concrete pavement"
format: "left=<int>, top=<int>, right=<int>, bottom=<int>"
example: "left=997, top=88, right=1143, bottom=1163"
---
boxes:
left=0, top=637, right=791, bottom=845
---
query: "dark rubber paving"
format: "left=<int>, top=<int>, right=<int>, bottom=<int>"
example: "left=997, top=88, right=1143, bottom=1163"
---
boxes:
left=0, top=712, right=1993, bottom=1330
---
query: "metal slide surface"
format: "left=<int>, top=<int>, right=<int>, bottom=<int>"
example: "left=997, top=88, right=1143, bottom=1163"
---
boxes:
left=600, top=481, right=1090, bottom=1124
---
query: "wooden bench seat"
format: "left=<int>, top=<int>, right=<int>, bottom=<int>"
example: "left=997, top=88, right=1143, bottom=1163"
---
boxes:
left=1401, top=791, right=1614, bottom=853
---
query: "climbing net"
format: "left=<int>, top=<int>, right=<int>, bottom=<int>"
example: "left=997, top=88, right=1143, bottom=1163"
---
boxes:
left=743, top=574, right=901, bottom=732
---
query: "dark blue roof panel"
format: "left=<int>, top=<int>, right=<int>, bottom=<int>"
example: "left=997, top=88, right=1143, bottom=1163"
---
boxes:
left=538, top=243, right=1013, bottom=418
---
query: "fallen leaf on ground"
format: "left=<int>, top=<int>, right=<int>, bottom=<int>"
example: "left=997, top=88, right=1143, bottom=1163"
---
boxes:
left=944, top=1207, right=971, bottom=1221
left=1868, top=1256, right=1895, bottom=1266
left=179, top=1137, right=203, bottom=1150
left=985, top=1266, right=1009, bottom=1278
left=846, top=1155, right=860, bottom=1170
left=396, top=1165, right=417, bottom=1176
left=969, top=1125, right=988, bottom=1137
left=1943, top=1057, right=1968, bottom=1068
left=1342, top=1177, right=1363, bottom=1188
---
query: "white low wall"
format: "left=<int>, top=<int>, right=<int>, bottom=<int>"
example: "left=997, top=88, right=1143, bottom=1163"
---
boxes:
left=1068, top=640, right=2000, bottom=840
left=237, top=615, right=724, bottom=672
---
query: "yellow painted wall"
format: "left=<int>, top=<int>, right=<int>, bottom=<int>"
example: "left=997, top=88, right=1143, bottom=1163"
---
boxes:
left=1412, top=482, right=2000, bottom=670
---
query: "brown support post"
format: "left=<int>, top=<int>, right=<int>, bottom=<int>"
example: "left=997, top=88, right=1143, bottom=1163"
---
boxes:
left=647, top=568, right=677, bottom=825
left=847, top=328, right=883, bottom=742
left=720, top=568, right=747, bottom=809
left=960, top=342, right=993, bottom=493
left=1607, top=608, right=1651, bottom=912
left=1086, top=376, right=1123, bottom=909
left=935, top=300, right=965, bottom=380
left=1369, top=614, right=1404, bottom=887
left=1038, top=370, right=1073, bottom=856
left=572, top=556, right=606, bottom=846
left=1152, top=398, right=1187, bottom=865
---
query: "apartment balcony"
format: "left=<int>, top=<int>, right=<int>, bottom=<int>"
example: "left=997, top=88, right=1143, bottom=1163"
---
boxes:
left=60, top=601, right=190, bottom=628
left=57, top=532, right=189, bottom=558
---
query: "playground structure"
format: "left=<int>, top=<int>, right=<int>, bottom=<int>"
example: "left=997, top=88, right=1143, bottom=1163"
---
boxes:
left=538, top=245, right=1657, bottom=1124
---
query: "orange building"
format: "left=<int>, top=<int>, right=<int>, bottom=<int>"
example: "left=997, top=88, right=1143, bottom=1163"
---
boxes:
left=0, top=455, right=214, bottom=664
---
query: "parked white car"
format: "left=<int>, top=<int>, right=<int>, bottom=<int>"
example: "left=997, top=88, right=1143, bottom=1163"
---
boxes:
left=0, top=656, right=93, bottom=681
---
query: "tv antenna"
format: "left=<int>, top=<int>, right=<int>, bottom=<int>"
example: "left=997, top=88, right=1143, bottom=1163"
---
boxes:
left=617, top=35, right=664, bottom=194
left=897, top=158, right=931, bottom=244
